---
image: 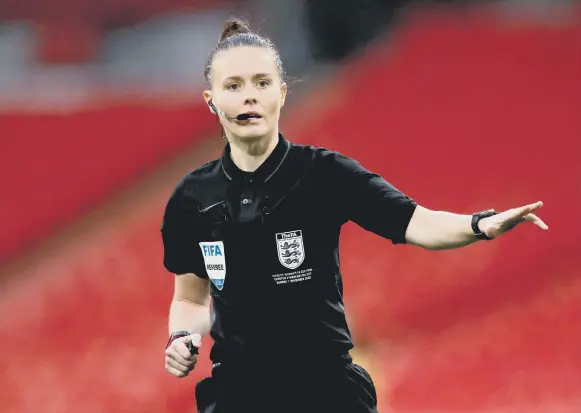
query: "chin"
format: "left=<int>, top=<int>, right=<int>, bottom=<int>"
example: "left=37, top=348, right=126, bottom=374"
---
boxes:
left=234, top=126, right=271, bottom=141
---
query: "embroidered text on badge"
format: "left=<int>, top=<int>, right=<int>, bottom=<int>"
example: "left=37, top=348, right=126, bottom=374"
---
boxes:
left=199, top=241, right=226, bottom=290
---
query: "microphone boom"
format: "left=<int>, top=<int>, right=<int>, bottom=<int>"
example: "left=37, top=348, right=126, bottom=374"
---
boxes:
left=209, top=100, right=254, bottom=122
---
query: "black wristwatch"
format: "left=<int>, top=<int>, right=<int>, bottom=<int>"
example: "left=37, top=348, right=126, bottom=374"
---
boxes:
left=471, top=209, right=499, bottom=240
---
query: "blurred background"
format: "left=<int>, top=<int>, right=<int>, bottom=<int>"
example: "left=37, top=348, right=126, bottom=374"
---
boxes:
left=0, top=0, right=580, bottom=412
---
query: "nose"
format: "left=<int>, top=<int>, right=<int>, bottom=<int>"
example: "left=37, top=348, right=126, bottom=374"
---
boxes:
left=243, top=96, right=258, bottom=105
left=243, top=85, right=259, bottom=106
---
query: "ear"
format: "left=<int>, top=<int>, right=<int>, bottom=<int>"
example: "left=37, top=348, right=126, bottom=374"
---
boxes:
left=280, top=82, right=288, bottom=108
left=203, top=90, right=215, bottom=114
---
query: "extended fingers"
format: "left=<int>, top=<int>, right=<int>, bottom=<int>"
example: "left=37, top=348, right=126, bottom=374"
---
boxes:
left=516, top=201, right=543, bottom=217
left=524, top=213, right=549, bottom=230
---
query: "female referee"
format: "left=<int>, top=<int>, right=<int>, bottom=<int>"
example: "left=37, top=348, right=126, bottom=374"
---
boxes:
left=161, top=19, right=548, bottom=413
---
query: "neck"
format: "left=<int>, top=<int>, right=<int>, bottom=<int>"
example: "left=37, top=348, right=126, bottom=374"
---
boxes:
left=228, top=129, right=279, bottom=172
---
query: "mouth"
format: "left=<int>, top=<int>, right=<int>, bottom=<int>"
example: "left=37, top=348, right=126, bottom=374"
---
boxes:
left=237, top=112, right=263, bottom=123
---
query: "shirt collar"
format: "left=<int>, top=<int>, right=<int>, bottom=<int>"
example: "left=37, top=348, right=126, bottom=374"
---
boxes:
left=221, top=133, right=290, bottom=183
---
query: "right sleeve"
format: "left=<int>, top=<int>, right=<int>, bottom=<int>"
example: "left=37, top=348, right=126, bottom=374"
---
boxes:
left=160, top=186, right=207, bottom=277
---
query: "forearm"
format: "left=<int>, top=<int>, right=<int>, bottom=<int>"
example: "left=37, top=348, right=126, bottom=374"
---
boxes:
left=168, top=298, right=211, bottom=336
left=406, top=206, right=480, bottom=250
left=423, top=211, right=477, bottom=250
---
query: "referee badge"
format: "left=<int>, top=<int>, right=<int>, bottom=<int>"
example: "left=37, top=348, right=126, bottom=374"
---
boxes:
left=276, top=230, right=305, bottom=270
left=199, top=241, right=226, bottom=290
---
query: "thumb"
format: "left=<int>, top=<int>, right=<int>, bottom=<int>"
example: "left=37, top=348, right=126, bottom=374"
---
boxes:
left=184, top=333, right=202, bottom=357
left=188, top=333, right=202, bottom=348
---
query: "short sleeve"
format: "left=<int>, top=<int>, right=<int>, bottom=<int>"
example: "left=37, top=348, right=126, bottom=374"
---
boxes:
left=328, top=152, right=417, bottom=244
left=160, top=184, right=207, bottom=277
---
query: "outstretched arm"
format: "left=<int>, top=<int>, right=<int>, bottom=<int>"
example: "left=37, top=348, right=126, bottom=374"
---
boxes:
left=405, top=201, right=548, bottom=250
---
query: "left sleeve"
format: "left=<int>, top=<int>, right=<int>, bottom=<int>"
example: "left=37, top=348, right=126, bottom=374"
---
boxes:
left=160, top=181, right=208, bottom=277
left=327, top=151, right=417, bottom=244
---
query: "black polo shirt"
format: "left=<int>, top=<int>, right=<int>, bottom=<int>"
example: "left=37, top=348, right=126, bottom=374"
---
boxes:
left=161, top=133, right=417, bottom=364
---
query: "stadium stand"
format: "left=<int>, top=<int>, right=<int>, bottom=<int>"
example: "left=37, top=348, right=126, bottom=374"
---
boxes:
left=0, top=6, right=579, bottom=413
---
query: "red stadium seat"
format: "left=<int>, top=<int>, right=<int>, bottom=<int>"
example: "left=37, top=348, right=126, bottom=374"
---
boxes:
left=0, top=103, right=215, bottom=263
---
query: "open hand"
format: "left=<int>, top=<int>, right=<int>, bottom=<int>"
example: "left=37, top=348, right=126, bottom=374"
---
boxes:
left=478, top=201, right=548, bottom=239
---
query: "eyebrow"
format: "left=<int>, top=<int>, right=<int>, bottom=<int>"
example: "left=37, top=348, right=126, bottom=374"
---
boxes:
left=224, top=73, right=273, bottom=82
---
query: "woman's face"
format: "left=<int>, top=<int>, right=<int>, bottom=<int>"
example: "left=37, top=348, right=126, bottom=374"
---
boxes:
left=204, top=46, right=287, bottom=142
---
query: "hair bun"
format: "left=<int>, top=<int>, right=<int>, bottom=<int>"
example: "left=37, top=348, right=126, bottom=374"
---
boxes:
left=220, top=18, right=251, bottom=41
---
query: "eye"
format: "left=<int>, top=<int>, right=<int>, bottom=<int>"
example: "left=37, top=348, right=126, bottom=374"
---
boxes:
left=257, top=80, right=270, bottom=88
left=226, top=83, right=240, bottom=91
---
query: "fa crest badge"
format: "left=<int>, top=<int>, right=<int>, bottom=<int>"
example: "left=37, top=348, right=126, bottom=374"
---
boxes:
left=199, top=241, right=226, bottom=290
left=276, top=230, right=305, bottom=270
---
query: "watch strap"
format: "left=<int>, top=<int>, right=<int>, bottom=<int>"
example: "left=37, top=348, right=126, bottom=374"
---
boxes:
left=471, top=209, right=499, bottom=240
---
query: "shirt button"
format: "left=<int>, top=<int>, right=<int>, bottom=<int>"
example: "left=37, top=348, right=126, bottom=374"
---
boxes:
left=242, top=198, right=252, bottom=205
